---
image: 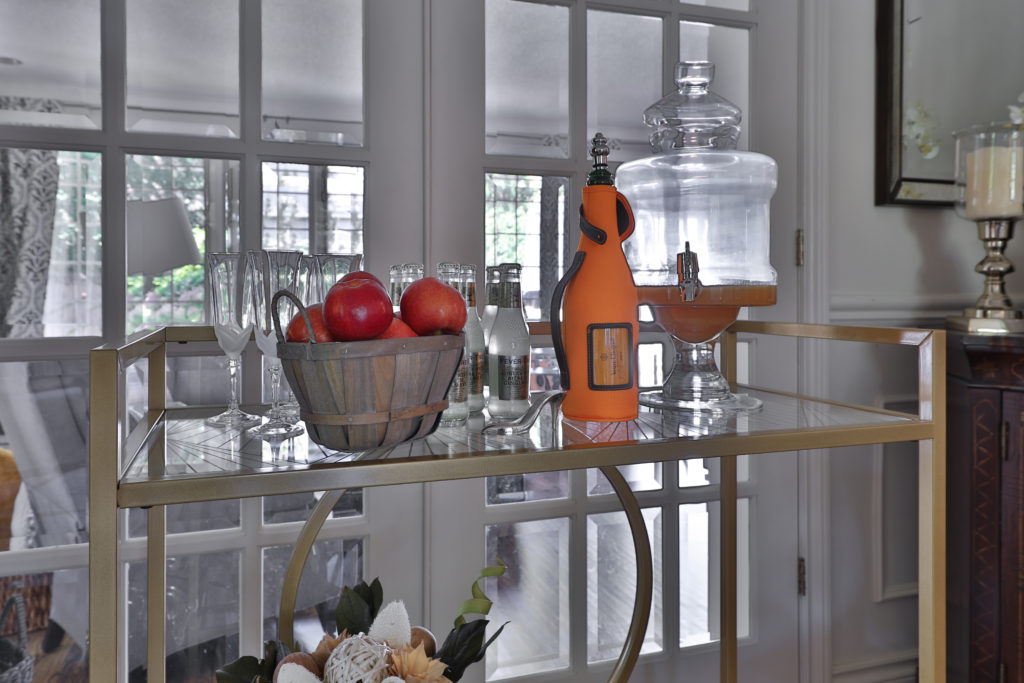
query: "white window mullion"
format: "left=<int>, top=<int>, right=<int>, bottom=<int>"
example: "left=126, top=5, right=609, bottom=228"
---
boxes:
left=568, top=467, right=589, bottom=675
left=239, top=497, right=264, bottom=658
left=100, top=0, right=127, bottom=344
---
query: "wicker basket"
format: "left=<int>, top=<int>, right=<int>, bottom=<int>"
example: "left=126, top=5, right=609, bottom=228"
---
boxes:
left=0, top=584, right=33, bottom=683
left=272, top=291, right=464, bottom=451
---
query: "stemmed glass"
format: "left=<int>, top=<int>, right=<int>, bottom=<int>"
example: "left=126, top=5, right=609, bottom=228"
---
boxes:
left=314, top=253, right=361, bottom=299
left=206, top=252, right=260, bottom=429
left=247, top=249, right=304, bottom=440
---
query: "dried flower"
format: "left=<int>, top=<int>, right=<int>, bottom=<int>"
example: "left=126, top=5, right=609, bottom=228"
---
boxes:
left=368, top=600, right=412, bottom=650
left=388, top=643, right=452, bottom=683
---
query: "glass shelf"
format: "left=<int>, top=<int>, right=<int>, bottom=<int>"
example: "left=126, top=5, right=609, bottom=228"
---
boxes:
left=116, top=386, right=924, bottom=508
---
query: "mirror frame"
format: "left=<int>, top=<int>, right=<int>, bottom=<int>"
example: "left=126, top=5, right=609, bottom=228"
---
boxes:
left=875, top=0, right=957, bottom=206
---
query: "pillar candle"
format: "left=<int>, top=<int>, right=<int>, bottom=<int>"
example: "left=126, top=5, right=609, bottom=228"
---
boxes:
left=965, top=145, right=1024, bottom=219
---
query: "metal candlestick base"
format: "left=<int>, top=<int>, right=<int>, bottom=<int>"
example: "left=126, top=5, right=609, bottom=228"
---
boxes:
left=947, top=218, right=1024, bottom=334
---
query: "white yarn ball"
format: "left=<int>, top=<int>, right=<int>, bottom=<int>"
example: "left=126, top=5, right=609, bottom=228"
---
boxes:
left=276, top=662, right=324, bottom=683
left=381, top=678, right=404, bottom=683
left=322, top=635, right=391, bottom=683
left=367, top=600, right=412, bottom=650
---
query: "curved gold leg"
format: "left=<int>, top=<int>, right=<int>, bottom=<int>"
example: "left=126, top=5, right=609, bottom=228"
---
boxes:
left=599, top=465, right=654, bottom=683
left=279, top=468, right=653, bottom=681
left=278, top=488, right=347, bottom=649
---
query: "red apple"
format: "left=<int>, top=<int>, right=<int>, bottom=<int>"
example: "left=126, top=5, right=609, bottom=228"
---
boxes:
left=323, top=279, right=393, bottom=341
left=285, top=303, right=334, bottom=343
left=400, top=277, right=467, bottom=335
left=374, top=316, right=418, bottom=339
left=339, top=270, right=385, bottom=289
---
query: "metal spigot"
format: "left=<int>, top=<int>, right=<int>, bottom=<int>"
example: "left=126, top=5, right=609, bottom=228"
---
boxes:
left=677, top=242, right=703, bottom=302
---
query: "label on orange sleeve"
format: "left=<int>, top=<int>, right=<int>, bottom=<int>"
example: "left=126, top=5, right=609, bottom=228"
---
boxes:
left=587, top=323, right=634, bottom=390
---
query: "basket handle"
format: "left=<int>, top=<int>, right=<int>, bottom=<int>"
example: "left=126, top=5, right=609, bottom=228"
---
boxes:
left=272, top=289, right=317, bottom=344
left=0, top=582, right=29, bottom=651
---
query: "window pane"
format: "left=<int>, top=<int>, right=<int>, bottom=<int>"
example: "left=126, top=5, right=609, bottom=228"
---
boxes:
left=126, top=155, right=240, bottom=335
left=486, top=470, right=568, bottom=506
left=680, top=22, right=751, bottom=149
left=0, top=1, right=102, bottom=129
left=484, top=173, right=569, bottom=321
left=128, top=551, right=241, bottom=679
left=679, top=498, right=749, bottom=648
left=0, top=360, right=89, bottom=549
left=682, top=0, right=749, bottom=10
left=129, top=500, right=240, bottom=538
left=126, top=0, right=239, bottom=137
left=485, top=518, right=570, bottom=679
left=0, top=570, right=89, bottom=677
left=262, top=538, right=363, bottom=650
left=263, top=490, right=363, bottom=525
left=486, top=0, right=569, bottom=158
left=0, top=149, right=102, bottom=338
left=262, top=163, right=365, bottom=255
left=587, top=507, right=663, bottom=662
left=588, top=463, right=662, bottom=495
left=587, top=11, right=663, bottom=162
left=262, top=0, right=364, bottom=146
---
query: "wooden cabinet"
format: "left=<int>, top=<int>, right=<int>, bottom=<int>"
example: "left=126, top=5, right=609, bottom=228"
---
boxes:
left=947, top=332, right=1024, bottom=682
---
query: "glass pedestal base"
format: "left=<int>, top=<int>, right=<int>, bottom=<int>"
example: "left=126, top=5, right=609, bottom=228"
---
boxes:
left=641, top=338, right=761, bottom=413
left=639, top=389, right=762, bottom=412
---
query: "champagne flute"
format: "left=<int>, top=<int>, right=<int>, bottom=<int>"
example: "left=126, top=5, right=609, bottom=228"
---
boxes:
left=247, top=249, right=304, bottom=440
left=206, top=252, right=260, bottom=429
left=315, top=253, right=362, bottom=298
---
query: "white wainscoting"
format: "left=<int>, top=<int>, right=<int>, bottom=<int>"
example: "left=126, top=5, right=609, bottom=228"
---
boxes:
left=832, top=649, right=918, bottom=683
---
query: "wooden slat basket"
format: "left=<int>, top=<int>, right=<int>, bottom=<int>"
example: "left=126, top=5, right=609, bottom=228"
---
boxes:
left=273, top=291, right=463, bottom=451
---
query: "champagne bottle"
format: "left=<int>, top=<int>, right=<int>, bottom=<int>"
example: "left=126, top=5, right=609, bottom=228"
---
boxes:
left=487, top=263, right=531, bottom=418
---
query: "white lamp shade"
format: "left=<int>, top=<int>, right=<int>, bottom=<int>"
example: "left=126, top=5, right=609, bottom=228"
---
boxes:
left=126, top=197, right=202, bottom=276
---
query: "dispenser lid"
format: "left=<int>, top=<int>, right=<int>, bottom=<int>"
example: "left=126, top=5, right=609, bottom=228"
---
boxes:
left=643, top=61, right=741, bottom=151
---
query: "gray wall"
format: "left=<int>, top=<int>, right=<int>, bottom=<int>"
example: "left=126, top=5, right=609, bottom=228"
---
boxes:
left=822, top=2, right=1010, bottom=680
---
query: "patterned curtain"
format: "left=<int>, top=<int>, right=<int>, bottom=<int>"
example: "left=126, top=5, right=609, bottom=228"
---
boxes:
left=0, top=97, right=61, bottom=338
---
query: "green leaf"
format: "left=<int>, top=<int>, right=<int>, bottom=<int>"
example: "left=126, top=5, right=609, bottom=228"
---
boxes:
left=215, top=655, right=261, bottom=683
left=454, top=560, right=506, bottom=627
left=336, top=585, right=373, bottom=635
left=369, top=577, right=384, bottom=617
left=215, top=640, right=289, bottom=683
left=436, top=619, right=508, bottom=682
left=260, top=640, right=289, bottom=677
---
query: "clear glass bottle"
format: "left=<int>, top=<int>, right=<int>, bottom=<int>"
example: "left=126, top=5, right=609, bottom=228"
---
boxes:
left=480, top=265, right=501, bottom=399
left=388, top=264, right=403, bottom=313
left=437, top=262, right=469, bottom=424
left=460, top=263, right=486, bottom=413
left=481, top=265, right=501, bottom=345
left=487, top=263, right=531, bottom=418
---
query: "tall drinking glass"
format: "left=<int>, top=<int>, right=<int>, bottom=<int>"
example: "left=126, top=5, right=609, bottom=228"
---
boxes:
left=247, top=250, right=304, bottom=439
left=206, top=253, right=260, bottom=428
left=315, top=253, right=362, bottom=298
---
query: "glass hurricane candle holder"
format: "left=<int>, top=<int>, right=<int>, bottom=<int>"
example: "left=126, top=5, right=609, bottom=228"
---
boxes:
left=949, top=121, right=1024, bottom=334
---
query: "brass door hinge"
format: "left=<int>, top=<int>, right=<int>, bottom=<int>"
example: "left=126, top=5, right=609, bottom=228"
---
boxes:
left=796, top=229, right=805, bottom=267
left=798, top=556, right=807, bottom=596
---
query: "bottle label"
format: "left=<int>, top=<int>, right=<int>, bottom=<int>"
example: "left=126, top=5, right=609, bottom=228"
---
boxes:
left=469, top=350, right=485, bottom=396
left=498, top=355, right=529, bottom=401
left=448, top=356, right=468, bottom=403
left=587, top=323, right=634, bottom=390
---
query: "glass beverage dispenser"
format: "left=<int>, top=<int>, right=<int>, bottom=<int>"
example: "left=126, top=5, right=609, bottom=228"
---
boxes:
left=616, top=60, right=777, bottom=410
